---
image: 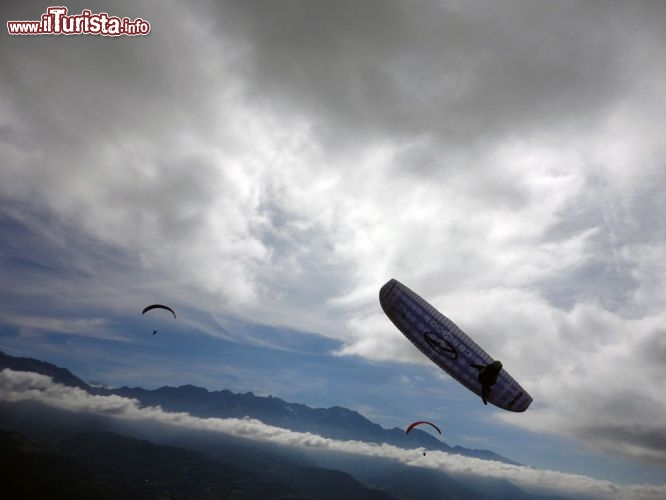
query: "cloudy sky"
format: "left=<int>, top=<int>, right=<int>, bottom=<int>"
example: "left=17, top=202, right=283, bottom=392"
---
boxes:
left=1, top=0, right=665, bottom=494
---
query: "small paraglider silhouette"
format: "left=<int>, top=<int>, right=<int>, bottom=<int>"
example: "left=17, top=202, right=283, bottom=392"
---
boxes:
left=142, top=304, right=176, bottom=318
left=142, top=304, right=176, bottom=336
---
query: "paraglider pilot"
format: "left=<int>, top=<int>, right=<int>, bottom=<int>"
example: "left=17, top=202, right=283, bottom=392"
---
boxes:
left=471, top=360, right=502, bottom=405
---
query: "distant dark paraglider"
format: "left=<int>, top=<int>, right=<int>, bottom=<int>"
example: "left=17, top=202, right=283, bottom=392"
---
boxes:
left=142, top=304, right=176, bottom=318
left=406, top=421, right=442, bottom=435
left=379, top=279, right=532, bottom=412
left=142, top=304, right=176, bottom=335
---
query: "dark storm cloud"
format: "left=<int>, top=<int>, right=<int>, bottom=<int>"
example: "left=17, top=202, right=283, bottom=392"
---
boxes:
left=203, top=0, right=647, bottom=157
left=582, top=424, right=666, bottom=465
left=509, top=316, right=666, bottom=467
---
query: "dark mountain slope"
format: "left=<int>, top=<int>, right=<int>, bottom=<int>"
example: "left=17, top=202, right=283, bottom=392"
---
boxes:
left=0, top=350, right=89, bottom=389
left=0, top=429, right=121, bottom=500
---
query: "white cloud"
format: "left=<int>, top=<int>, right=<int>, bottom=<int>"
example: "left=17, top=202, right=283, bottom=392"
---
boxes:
left=0, top=313, right=128, bottom=342
left=1, top=368, right=665, bottom=500
left=496, top=308, right=666, bottom=467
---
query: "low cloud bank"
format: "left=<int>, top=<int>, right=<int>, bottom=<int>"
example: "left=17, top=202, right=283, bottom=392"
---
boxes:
left=1, top=368, right=664, bottom=500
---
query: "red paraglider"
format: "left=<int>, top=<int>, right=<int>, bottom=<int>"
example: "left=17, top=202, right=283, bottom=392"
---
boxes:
left=405, top=421, right=442, bottom=435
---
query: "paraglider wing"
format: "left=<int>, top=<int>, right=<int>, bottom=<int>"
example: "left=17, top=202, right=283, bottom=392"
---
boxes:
left=406, top=420, right=442, bottom=435
left=142, top=304, right=176, bottom=319
left=379, top=279, right=532, bottom=412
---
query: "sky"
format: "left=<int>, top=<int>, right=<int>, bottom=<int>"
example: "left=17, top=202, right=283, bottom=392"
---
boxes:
left=1, top=0, right=665, bottom=497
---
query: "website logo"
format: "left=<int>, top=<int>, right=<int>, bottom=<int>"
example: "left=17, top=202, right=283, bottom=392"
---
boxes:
left=7, top=6, right=151, bottom=36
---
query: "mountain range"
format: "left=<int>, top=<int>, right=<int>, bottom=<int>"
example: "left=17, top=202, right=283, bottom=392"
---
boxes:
left=0, top=350, right=516, bottom=464
left=0, top=350, right=571, bottom=499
